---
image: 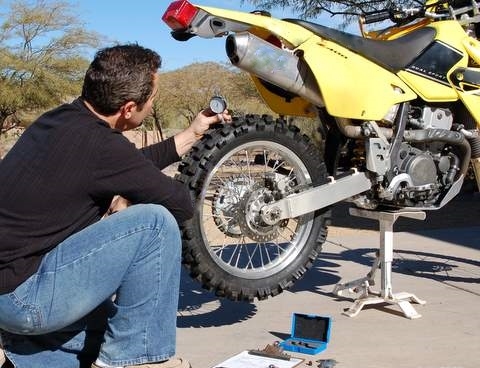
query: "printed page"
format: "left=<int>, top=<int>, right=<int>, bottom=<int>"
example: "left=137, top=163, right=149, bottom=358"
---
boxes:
left=212, top=350, right=303, bottom=368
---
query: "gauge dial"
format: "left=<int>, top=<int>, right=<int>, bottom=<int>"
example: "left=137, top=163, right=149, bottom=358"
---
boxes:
left=209, top=96, right=227, bottom=114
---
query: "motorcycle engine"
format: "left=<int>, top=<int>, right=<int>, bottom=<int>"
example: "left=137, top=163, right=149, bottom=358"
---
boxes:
left=396, top=145, right=438, bottom=186
left=380, top=106, right=459, bottom=207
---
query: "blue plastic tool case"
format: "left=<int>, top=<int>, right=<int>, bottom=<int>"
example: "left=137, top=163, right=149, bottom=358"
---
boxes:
left=279, top=313, right=332, bottom=355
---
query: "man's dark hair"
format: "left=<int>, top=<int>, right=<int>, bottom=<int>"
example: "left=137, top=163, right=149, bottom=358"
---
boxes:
left=81, top=44, right=161, bottom=116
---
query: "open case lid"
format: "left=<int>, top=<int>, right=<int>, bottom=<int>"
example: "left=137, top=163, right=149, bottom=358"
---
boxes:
left=290, top=313, right=331, bottom=343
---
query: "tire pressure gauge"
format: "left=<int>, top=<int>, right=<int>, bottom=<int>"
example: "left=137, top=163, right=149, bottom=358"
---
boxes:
left=209, top=95, right=227, bottom=114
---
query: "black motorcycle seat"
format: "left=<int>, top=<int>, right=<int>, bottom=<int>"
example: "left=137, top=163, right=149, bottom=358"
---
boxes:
left=284, top=19, right=436, bottom=72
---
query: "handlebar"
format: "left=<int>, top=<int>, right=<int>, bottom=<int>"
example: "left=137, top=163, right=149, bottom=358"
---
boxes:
left=362, top=10, right=392, bottom=24
left=361, top=5, right=442, bottom=25
left=360, top=0, right=480, bottom=29
left=361, top=0, right=480, bottom=25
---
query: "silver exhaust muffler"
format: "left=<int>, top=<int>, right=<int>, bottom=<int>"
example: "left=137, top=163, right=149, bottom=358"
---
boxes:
left=226, top=32, right=324, bottom=107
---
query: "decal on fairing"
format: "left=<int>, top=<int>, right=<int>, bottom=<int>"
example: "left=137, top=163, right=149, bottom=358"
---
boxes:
left=407, top=41, right=464, bottom=86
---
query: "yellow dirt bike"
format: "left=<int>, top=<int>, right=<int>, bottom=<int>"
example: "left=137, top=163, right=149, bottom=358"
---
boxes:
left=162, top=0, right=480, bottom=301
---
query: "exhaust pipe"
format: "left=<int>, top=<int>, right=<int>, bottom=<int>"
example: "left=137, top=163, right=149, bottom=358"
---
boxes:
left=226, top=32, right=324, bottom=107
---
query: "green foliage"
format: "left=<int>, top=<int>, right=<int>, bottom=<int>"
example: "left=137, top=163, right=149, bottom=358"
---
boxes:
left=0, top=0, right=101, bottom=134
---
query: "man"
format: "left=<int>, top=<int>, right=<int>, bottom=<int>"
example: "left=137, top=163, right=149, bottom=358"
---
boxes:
left=0, top=44, right=230, bottom=368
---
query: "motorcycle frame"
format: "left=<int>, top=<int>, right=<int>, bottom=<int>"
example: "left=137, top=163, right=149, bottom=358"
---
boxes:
left=164, top=1, right=477, bottom=219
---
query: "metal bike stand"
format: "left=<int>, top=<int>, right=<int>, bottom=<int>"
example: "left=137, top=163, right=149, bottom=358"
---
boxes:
left=332, top=207, right=427, bottom=319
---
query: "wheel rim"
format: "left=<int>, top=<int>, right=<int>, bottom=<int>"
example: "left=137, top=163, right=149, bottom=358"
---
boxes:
left=199, top=140, right=315, bottom=279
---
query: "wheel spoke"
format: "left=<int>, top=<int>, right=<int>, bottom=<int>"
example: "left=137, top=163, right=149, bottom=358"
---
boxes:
left=198, top=134, right=318, bottom=280
left=243, top=244, right=254, bottom=269
left=245, top=150, right=253, bottom=182
left=233, top=238, right=245, bottom=268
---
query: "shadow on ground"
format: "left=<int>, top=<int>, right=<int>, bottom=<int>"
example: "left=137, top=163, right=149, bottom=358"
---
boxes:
left=330, top=191, right=480, bottom=250
left=177, top=191, right=480, bottom=327
left=177, top=269, right=257, bottom=328
left=289, top=245, right=480, bottom=300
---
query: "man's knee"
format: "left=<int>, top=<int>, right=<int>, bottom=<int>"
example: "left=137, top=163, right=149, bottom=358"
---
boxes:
left=124, top=203, right=171, bottom=221
left=141, top=203, right=177, bottom=226
left=130, top=204, right=181, bottom=241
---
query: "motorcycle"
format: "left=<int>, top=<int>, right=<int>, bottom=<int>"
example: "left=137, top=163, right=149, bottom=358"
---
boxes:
left=162, top=0, right=480, bottom=301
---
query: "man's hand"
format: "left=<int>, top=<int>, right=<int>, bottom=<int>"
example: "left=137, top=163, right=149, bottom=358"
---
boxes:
left=190, top=109, right=231, bottom=139
left=105, top=195, right=131, bottom=217
left=174, top=109, right=232, bottom=156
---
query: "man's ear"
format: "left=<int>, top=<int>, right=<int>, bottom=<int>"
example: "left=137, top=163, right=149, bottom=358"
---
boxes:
left=121, top=101, right=137, bottom=119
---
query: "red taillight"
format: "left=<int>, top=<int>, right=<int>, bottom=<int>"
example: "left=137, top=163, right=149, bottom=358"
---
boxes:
left=162, top=1, right=198, bottom=30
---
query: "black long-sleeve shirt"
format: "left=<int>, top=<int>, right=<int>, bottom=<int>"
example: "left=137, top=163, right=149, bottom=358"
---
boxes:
left=0, top=98, right=193, bottom=294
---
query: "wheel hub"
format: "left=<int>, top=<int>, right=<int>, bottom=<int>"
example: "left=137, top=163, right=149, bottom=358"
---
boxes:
left=212, top=176, right=254, bottom=237
left=236, top=186, right=288, bottom=242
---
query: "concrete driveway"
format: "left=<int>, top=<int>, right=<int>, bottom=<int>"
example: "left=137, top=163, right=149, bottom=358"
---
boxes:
left=176, top=192, right=480, bottom=368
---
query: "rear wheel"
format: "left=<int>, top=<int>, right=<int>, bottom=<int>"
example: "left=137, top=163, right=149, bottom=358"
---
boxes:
left=176, top=115, right=331, bottom=301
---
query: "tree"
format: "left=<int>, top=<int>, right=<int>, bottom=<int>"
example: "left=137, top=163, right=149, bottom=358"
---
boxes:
left=0, top=0, right=101, bottom=134
left=155, top=62, right=272, bottom=129
left=243, top=0, right=418, bottom=22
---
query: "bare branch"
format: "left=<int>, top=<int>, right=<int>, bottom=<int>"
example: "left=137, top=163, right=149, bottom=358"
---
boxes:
left=242, top=0, right=418, bottom=21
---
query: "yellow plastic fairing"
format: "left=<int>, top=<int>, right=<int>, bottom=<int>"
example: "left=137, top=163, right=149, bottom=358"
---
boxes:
left=398, top=71, right=459, bottom=101
left=301, top=36, right=416, bottom=120
left=463, top=36, right=480, bottom=65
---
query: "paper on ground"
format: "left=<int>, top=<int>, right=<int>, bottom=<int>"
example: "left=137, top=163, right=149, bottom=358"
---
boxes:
left=212, top=350, right=303, bottom=368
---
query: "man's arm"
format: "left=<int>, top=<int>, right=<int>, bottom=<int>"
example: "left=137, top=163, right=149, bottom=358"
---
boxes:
left=140, top=136, right=179, bottom=170
left=141, top=109, right=231, bottom=169
left=93, top=131, right=195, bottom=223
left=174, top=109, right=231, bottom=157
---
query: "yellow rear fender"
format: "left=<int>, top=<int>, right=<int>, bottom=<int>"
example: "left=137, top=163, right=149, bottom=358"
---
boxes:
left=192, top=4, right=313, bottom=47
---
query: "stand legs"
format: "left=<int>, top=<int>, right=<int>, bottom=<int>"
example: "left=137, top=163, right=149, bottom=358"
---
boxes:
left=333, top=208, right=427, bottom=319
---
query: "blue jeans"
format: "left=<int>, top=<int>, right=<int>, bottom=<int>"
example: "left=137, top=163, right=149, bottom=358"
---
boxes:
left=0, top=204, right=182, bottom=368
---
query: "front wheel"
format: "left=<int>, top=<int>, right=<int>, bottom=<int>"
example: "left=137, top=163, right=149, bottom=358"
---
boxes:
left=176, top=115, right=331, bottom=301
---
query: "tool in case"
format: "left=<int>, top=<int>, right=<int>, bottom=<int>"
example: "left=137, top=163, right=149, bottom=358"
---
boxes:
left=279, top=313, right=332, bottom=355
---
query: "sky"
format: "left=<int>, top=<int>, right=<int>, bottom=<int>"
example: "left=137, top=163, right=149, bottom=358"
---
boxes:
left=74, top=0, right=352, bottom=71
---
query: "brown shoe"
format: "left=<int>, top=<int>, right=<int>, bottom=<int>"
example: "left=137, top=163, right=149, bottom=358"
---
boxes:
left=91, top=358, right=191, bottom=368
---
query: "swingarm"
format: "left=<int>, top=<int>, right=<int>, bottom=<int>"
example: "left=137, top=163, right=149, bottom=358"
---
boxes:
left=260, top=170, right=372, bottom=225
